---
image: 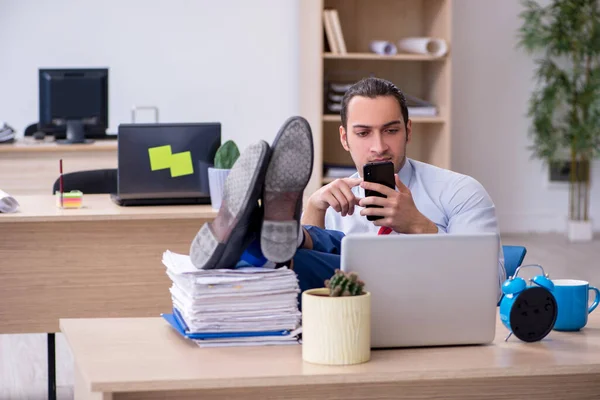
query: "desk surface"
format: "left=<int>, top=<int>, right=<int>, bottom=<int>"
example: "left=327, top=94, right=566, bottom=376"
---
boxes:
left=61, top=313, right=600, bottom=396
left=1, top=194, right=217, bottom=223
left=0, top=137, right=117, bottom=153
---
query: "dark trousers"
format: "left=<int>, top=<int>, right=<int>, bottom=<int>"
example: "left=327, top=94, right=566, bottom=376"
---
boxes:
left=292, top=226, right=346, bottom=307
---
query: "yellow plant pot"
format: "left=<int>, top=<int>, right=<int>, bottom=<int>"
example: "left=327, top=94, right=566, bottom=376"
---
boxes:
left=302, top=288, right=371, bottom=365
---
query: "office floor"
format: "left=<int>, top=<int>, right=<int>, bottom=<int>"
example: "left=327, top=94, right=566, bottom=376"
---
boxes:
left=1, top=233, right=599, bottom=400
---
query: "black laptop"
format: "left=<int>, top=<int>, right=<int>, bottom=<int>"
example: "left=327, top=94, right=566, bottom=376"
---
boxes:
left=111, top=123, right=220, bottom=206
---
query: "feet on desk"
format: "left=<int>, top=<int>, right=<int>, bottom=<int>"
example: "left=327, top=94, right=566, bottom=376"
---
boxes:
left=189, top=116, right=314, bottom=270
left=261, top=116, right=314, bottom=263
left=190, top=141, right=270, bottom=270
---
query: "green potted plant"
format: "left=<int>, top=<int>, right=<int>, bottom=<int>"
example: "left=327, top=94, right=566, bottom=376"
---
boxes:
left=302, top=270, right=371, bottom=365
left=208, top=140, right=240, bottom=210
left=518, top=0, right=600, bottom=241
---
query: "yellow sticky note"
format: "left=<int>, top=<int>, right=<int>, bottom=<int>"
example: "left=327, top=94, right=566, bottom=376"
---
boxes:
left=169, top=151, right=194, bottom=177
left=148, top=145, right=172, bottom=171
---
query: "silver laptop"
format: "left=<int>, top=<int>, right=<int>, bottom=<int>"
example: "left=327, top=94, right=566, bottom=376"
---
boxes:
left=340, top=232, right=499, bottom=348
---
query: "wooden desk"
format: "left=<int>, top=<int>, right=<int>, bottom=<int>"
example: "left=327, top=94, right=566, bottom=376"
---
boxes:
left=0, top=138, right=117, bottom=195
left=0, top=194, right=217, bottom=333
left=61, top=314, right=600, bottom=400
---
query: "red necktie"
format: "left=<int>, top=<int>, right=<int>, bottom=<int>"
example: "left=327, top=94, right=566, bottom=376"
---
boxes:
left=378, top=226, right=393, bottom=235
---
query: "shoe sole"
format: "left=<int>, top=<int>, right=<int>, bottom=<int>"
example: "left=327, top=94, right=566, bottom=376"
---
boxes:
left=261, top=116, right=314, bottom=263
left=190, top=141, right=270, bottom=269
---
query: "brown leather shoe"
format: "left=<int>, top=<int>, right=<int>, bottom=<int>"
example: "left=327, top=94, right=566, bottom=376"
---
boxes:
left=190, top=141, right=270, bottom=269
left=261, top=116, right=314, bottom=263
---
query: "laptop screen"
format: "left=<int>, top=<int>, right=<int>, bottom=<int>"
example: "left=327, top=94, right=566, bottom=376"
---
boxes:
left=117, top=123, right=221, bottom=199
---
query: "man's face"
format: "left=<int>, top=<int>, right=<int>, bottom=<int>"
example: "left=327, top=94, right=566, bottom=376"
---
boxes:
left=340, top=95, right=412, bottom=177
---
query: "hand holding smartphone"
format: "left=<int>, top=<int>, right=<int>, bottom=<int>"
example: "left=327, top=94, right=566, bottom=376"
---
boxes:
left=363, top=161, right=395, bottom=221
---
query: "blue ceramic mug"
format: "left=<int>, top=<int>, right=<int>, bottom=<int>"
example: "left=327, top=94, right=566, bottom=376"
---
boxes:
left=552, top=279, right=600, bottom=331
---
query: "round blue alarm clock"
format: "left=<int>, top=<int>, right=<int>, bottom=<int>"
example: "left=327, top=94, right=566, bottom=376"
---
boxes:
left=499, top=264, right=558, bottom=342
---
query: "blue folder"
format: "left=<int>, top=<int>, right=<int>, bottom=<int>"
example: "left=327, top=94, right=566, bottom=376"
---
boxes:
left=161, top=308, right=292, bottom=340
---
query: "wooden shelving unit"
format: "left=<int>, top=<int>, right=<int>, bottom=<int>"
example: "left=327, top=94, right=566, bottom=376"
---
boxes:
left=300, top=0, right=452, bottom=193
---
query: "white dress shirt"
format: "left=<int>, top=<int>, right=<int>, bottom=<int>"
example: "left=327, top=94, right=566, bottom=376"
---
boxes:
left=325, top=158, right=506, bottom=294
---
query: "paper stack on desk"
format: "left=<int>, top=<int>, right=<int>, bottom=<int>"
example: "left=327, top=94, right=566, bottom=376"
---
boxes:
left=160, top=250, right=302, bottom=347
left=0, top=123, right=16, bottom=143
left=0, top=189, right=19, bottom=213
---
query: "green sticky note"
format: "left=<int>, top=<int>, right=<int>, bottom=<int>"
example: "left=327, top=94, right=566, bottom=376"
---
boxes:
left=148, top=145, right=172, bottom=171
left=170, top=151, right=194, bottom=177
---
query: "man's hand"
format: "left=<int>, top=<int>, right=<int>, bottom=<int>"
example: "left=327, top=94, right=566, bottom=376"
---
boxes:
left=359, top=174, right=437, bottom=234
left=302, top=177, right=363, bottom=227
left=311, top=177, right=363, bottom=216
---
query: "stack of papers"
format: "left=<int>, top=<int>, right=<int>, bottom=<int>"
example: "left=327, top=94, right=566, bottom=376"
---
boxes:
left=0, top=123, right=15, bottom=144
left=161, top=250, right=302, bottom=347
left=405, top=94, right=438, bottom=117
left=0, top=190, right=19, bottom=213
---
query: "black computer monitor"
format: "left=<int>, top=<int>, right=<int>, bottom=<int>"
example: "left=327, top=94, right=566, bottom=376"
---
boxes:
left=38, top=68, right=109, bottom=144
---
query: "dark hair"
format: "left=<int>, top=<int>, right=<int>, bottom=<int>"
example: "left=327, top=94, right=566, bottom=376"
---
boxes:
left=340, top=77, right=409, bottom=129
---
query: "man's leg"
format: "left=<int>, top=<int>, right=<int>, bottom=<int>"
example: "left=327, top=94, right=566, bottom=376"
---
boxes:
left=261, top=117, right=314, bottom=263
left=300, top=225, right=345, bottom=254
left=290, top=226, right=347, bottom=307
left=234, top=224, right=346, bottom=308
left=237, top=224, right=345, bottom=270
left=190, top=141, right=270, bottom=270
left=190, top=116, right=313, bottom=270
left=293, top=249, right=340, bottom=293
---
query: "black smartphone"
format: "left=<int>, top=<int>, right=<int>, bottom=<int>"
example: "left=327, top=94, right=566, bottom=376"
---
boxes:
left=363, top=161, right=395, bottom=221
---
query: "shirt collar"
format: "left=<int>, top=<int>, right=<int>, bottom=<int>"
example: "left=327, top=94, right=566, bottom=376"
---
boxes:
left=398, top=158, right=414, bottom=188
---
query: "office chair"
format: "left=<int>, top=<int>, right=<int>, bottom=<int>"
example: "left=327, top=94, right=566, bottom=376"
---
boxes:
left=52, top=169, right=118, bottom=194
left=24, top=122, right=40, bottom=136
left=502, top=245, right=527, bottom=278
left=496, top=245, right=527, bottom=307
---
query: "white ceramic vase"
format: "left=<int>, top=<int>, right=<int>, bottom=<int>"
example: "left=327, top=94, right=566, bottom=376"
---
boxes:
left=207, top=167, right=230, bottom=210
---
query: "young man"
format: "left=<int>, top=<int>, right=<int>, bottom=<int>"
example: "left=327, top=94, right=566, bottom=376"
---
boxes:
left=190, top=77, right=505, bottom=300
left=300, top=77, right=506, bottom=293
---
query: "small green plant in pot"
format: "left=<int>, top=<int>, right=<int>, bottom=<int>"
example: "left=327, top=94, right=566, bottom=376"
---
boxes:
left=208, top=140, right=240, bottom=209
left=325, top=269, right=366, bottom=297
left=302, top=270, right=371, bottom=365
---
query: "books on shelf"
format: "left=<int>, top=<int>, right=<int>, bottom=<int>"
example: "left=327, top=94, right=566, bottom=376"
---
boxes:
left=324, top=81, right=438, bottom=118
left=160, top=250, right=302, bottom=347
left=324, top=164, right=357, bottom=179
left=405, top=94, right=438, bottom=117
left=323, top=9, right=346, bottom=54
left=321, top=8, right=448, bottom=59
left=326, top=102, right=342, bottom=113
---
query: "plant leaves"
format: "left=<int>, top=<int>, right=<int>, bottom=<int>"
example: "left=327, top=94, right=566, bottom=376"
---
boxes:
left=214, top=140, right=240, bottom=169
left=518, top=0, right=600, bottom=162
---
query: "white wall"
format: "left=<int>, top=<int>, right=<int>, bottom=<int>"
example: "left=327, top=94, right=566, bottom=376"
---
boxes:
left=3, top=0, right=597, bottom=234
left=452, top=0, right=600, bottom=233
left=0, top=0, right=299, bottom=151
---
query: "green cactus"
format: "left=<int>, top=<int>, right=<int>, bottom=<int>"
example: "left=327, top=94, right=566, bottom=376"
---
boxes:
left=324, top=269, right=365, bottom=297
left=214, top=140, right=240, bottom=169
